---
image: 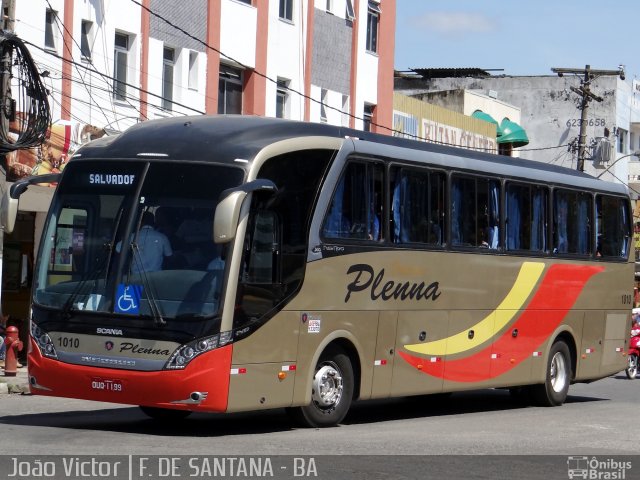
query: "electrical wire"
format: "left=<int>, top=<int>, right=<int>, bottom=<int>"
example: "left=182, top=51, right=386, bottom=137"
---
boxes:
left=130, top=0, right=575, bottom=155
left=44, top=0, right=114, bottom=126
left=0, top=32, right=51, bottom=153
left=23, top=39, right=206, bottom=116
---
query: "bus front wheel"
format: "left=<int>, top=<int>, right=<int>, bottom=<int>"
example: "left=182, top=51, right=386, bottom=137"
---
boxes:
left=532, top=340, right=572, bottom=407
left=287, top=346, right=354, bottom=428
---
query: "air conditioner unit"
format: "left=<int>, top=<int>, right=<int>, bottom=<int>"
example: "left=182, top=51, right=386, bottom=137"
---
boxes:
left=592, top=137, right=613, bottom=167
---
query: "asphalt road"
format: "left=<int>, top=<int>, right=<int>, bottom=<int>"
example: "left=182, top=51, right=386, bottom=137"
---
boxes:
left=0, top=373, right=639, bottom=479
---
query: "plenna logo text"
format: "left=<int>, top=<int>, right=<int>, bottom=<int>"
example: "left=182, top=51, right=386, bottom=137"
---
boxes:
left=567, top=456, right=632, bottom=479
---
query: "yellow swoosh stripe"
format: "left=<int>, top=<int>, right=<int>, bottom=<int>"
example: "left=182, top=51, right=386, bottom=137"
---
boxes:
left=405, top=261, right=545, bottom=356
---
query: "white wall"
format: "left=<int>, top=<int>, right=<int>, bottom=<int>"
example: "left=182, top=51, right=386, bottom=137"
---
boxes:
left=265, top=0, right=306, bottom=119
left=220, top=0, right=257, bottom=69
left=353, top=0, right=378, bottom=129
left=15, top=0, right=143, bottom=132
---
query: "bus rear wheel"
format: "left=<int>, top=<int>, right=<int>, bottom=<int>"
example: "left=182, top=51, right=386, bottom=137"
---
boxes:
left=139, top=406, right=192, bottom=420
left=287, top=346, right=354, bottom=428
left=532, top=340, right=572, bottom=407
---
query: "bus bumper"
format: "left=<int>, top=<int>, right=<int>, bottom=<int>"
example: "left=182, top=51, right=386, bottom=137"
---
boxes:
left=27, top=339, right=233, bottom=413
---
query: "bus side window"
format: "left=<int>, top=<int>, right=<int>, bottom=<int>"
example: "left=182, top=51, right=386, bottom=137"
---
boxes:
left=391, top=167, right=444, bottom=246
left=323, top=161, right=383, bottom=242
left=554, top=190, right=591, bottom=255
left=506, top=183, right=547, bottom=252
left=452, top=175, right=501, bottom=249
left=596, top=195, right=630, bottom=259
left=246, top=210, right=279, bottom=284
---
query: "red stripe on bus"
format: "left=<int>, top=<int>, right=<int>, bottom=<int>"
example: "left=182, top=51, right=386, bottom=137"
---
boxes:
left=399, top=264, right=604, bottom=382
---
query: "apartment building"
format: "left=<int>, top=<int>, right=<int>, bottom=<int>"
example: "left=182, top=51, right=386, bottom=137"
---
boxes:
left=14, top=0, right=395, bottom=136
left=2, top=0, right=396, bottom=322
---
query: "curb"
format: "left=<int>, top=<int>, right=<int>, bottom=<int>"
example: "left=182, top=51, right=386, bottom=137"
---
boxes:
left=0, top=375, right=30, bottom=395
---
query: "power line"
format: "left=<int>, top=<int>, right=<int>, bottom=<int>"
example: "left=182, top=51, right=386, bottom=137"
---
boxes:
left=23, top=38, right=206, bottom=116
left=551, top=65, right=625, bottom=171
left=131, top=0, right=574, bottom=155
left=129, top=0, right=398, bottom=137
left=23, top=2, right=574, bottom=156
left=44, top=0, right=114, bottom=126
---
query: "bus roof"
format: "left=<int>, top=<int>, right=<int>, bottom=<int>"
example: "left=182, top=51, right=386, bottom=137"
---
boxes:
left=72, top=115, right=628, bottom=196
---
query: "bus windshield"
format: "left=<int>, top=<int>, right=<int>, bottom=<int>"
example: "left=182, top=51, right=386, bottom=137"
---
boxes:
left=33, top=160, right=244, bottom=327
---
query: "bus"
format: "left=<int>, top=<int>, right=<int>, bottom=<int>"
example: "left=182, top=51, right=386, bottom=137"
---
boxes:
left=3, top=115, right=632, bottom=427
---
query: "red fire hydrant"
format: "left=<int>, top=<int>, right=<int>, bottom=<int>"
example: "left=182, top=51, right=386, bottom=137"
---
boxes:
left=4, top=326, right=23, bottom=377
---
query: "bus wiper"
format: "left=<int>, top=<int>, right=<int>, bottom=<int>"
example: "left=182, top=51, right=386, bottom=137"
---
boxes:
left=60, top=246, right=110, bottom=317
left=62, top=207, right=125, bottom=317
left=130, top=242, right=166, bottom=327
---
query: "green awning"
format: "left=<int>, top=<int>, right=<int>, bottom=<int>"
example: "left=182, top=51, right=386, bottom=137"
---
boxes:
left=499, top=119, right=529, bottom=147
left=471, top=110, right=503, bottom=137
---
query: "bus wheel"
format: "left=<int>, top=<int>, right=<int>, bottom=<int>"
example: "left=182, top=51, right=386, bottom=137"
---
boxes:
left=532, top=340, right=572, bottom=407
left=288, top=347, right=354, bottom=428
left=139, top=406, right=192, bottom=420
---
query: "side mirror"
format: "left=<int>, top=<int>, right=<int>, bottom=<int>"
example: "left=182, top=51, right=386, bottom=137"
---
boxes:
left=1, top=173, right=61, bottom=234
left=213, top=191, right=246, bottom=243
left=213, top=179, right=278, bottom=244
left=0, top=189, right=19, bottom=234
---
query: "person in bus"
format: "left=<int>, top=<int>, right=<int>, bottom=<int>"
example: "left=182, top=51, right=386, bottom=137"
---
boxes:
left=134, top=211, right=173, bottom=272
left=118, top=212, right=173, bottom=273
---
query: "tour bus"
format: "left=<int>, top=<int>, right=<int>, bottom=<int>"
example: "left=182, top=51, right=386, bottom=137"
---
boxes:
left=3, top=115, right=632, bottom=427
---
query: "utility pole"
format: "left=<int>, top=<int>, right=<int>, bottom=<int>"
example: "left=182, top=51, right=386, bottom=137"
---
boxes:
left=0, top=0, right=16, bottom=132
left=0, top=0, right=14, bottom=316
left=552, top=65, right=625, bottom=172
left=1, top=0, right=14, bottom=139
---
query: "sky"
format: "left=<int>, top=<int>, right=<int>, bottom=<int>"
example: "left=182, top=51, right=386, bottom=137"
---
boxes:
left=394, top=1, right=639, bottom=81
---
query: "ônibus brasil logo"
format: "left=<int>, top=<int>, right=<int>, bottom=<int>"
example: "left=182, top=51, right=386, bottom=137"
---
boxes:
left=567, top=456, right=632, bottom=479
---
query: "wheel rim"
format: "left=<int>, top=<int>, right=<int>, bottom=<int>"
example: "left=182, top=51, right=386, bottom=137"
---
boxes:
left=311, top=362, right=343, bottom=411
left=550, top=351, right=568, bottom=393
left=628, top=356, right=638, bottom=377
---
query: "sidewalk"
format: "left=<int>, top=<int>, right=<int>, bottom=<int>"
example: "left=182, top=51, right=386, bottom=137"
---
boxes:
left=0, top=366, right=30, bottom=394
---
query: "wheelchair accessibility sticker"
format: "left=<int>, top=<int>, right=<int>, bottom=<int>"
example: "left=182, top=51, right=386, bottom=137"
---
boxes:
left=115, top=284, right=143, bottom=314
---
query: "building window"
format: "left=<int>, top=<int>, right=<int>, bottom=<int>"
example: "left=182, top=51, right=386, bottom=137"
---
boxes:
left=218, top=64, right=243, bottom=114
left=45, top=9, right=58, bottom=50
left=366, top=1, right=380, bottom=53
left=320, top=89, right=328, bottom=122
left=162, top=47, right=175, bottom=111
left=276, top=78, right=289, bottom=119
left=363, top=103, right=374, bottom=131
left=80, top=20, right=93, bottom=59
left=618, top=128, right=628, bottom=154
left=341, top=95, right=350, bottom=127
left=279, top=0, right=293, bottom=21
left=188, top=51, right=198, bottom=90
left=113, top=32, right=130, bottom=101
left=345, top=0, right=355, bottom=20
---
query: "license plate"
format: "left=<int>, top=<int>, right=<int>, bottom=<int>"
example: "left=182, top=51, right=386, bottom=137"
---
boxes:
left=91, top=378, right=123, bottom=392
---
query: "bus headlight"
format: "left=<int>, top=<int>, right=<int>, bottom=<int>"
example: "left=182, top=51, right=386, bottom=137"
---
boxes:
left=164, top=331, right=233, bottom=370
left=30, top=322, right=58, bottom=359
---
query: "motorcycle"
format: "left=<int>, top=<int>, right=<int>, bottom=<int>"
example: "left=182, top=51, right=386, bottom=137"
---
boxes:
left=626, top=320, right=640, bottom=379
